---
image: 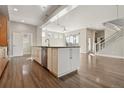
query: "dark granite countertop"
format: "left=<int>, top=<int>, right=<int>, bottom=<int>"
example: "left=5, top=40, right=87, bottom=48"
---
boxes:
left=32, top=46, right=80, bottom=48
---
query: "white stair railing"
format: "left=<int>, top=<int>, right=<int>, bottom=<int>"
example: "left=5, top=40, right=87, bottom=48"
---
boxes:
left=94, top=23, right=124, bottom=53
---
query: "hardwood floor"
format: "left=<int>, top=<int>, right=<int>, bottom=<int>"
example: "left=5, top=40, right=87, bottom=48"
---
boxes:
left=0, top=58, right=8, bottom=78
left=0, top=54, right=124, bottom=88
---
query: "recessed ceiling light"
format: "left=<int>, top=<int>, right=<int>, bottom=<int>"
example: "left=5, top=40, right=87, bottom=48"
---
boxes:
left=13, top=8, right=18, bottom=12
left=21, top=20, right=25, bottom=22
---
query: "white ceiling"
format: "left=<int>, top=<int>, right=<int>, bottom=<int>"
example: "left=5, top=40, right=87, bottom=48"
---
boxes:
left=46, top=5, right=124, bottom=32
left=8, top=5, right=60, bottom=26
left=1, top=5, right=124, bottom=32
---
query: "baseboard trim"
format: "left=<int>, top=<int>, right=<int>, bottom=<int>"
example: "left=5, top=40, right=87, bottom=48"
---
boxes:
left=96, top=54, right=124, bottom=59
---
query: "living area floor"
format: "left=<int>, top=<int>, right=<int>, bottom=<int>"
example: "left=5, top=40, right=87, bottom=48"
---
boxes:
left=0, top=54, right=124, bottom=88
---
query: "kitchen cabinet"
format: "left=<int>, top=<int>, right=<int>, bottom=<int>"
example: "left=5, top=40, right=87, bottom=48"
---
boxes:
left=70, top=48, right=80, bottom=71
left=58, top=48, right=80, bottom=77
left=58, top=48, right=70, bottom=75
left=47, top=48, right=58, bottom=76
left=32, top=47, right=41, bottom=64
left=32, top=46, right=80, bottom=77
left=47, top=47, right=80, bottom=77
left=0, top=16, right=8, bottom=46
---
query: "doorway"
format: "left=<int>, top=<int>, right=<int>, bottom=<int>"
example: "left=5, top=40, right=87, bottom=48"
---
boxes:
left=86, top=29, right=95, bottom=54
left=23, top=33, right=32, bottom=55
left=86, top=28, right=105, bottom=54
left=12, top=32, right=23, bottom=56
left=12, top=32, right=32, bottom=57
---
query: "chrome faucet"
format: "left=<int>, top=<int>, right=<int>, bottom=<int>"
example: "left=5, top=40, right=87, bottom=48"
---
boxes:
left=45, top=39, right=50, bottom=46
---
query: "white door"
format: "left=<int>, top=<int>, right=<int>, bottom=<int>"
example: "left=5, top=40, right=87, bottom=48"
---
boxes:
left=13, top=32, right=23, bottom=57
left=23, top=33, right=32, bottom=55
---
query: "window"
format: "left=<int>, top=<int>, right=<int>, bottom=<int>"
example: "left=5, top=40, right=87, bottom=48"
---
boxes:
left=65, top=34, right=79, bottom=46
left=70, top=36, right=74, bottom=44
left=66, top=36, right=70, bottom=43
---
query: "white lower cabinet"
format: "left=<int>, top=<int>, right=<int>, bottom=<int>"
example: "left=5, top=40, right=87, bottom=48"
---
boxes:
left=32, top=47, right=41, bottom=64
left=47, top=48, right=58, bottom=76
left=70, top=48, right=80, bottom=71
left=58, top=48, right=70, bottom=76
left=47, top=48, right=80, bottom=77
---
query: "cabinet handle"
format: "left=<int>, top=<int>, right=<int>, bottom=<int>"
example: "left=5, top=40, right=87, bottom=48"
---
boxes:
left=69, top=48, right=72, bottom=59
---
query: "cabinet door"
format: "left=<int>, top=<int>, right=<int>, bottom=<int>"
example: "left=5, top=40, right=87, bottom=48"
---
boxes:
left=52, top=48, right=58, bottom=75
left=58, top=48, right=70, bottom=75
left=47, top=48, right=52, bottom=71
left=0, top=16, right=7, bottom=46
left=70, top=48, right=80, bottom=71
left=33, top=47, right=41, bottom=64
left=47, top=48, right=58, bottom=75
left=32, top=47, right=37, bottom=60
left=37, top=48, right=41, bottom=64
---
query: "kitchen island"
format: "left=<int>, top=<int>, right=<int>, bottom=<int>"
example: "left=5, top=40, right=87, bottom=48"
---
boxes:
left=32, top=46, right=80, bottom=77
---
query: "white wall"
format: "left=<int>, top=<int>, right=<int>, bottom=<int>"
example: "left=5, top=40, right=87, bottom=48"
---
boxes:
left=97, top=35, right=124, bottom=58
left=97, top=27, right=124, bottom=58
left=36, top=26, right=42, bottom=46
left=8, top=21, right=37, bottom=57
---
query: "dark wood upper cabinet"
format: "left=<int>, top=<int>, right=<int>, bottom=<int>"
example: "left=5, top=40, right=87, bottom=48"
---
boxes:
left=0, top=16, right=8, bottom=46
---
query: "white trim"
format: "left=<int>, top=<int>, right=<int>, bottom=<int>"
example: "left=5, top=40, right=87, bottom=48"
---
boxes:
left=96, top=53, right=124, bottom=59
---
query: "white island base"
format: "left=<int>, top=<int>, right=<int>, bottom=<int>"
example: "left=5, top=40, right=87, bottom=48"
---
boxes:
left=32, top=46, right=80, bottom=77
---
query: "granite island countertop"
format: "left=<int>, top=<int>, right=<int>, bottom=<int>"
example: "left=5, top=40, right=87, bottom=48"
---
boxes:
left=32, top=46, right=80, bottom=48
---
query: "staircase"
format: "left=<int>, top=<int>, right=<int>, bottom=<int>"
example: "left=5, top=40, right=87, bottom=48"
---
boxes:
left=95, top=22, right=124, bottom=57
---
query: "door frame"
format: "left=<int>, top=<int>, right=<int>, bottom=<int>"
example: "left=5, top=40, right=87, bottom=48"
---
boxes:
left=86, top=28, right=96, bottom=54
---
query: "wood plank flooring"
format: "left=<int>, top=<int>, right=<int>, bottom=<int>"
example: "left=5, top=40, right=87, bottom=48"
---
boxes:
left=0, top=58, right=8, bottom=78
left=0, top=54, right=124, bottom=88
